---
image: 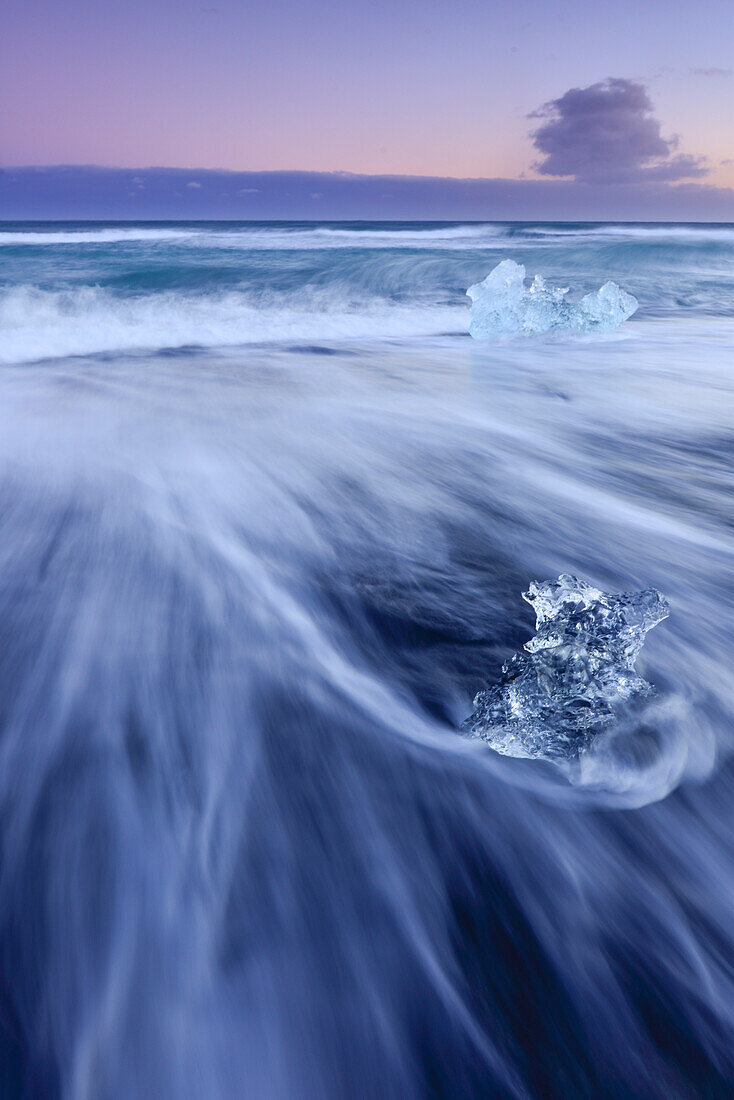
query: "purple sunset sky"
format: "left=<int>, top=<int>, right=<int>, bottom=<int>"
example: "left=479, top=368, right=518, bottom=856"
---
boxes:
left=1, top=0, right=733, bottom=217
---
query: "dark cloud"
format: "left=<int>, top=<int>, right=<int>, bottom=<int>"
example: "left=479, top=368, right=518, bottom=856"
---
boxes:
left=1, top=165, right=733, bottom=221
left=530, top=78, right=708, bottom=184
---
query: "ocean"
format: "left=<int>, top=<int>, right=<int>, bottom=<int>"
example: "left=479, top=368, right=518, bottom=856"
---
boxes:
left=1, top=220, right=733, bottom=1097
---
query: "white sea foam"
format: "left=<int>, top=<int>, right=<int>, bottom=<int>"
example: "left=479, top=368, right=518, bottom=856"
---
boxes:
left=194, top=224, right=512, bottom=251
left=0, top=284, right=465, bottom=363
left=522, top=224, right=734, bottom=243
left=4, top=222, right=734, bottom=253
left=0, top=228, right=198, bottom=246
left=0, top=224, right=507, bottom=251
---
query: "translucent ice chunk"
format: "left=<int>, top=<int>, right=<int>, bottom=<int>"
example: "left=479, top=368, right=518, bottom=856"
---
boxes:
left=463, top=574, right=669, bottom=760
left=467, top=260, right=638, bottom=338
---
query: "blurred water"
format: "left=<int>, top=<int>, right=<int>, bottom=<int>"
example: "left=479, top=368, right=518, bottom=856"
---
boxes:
left=0, top=222, right=733, bottom=1097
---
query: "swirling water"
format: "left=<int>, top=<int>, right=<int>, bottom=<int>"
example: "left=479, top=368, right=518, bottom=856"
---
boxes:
left=1, top=220, right=734, bottom=1098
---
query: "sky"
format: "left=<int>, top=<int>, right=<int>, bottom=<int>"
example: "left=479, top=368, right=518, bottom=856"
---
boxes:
left=1, top=0, right=733, bottom=217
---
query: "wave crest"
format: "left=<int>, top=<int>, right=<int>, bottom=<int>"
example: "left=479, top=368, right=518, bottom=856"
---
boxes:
left=0, top=228, right=196, bottom=246
left=0, top=284, right=464, bottom=363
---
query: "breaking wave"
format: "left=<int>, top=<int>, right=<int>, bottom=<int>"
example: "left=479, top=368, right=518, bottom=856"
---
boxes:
left=0, top=224, right=510, bottom=252
left=0, top=228, right=197, bottom=246
left=522, top=223, right=734, bottom=242
left=1, top=260, right=642, bottom=365
left=0, top=284, right=464, bottom=363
